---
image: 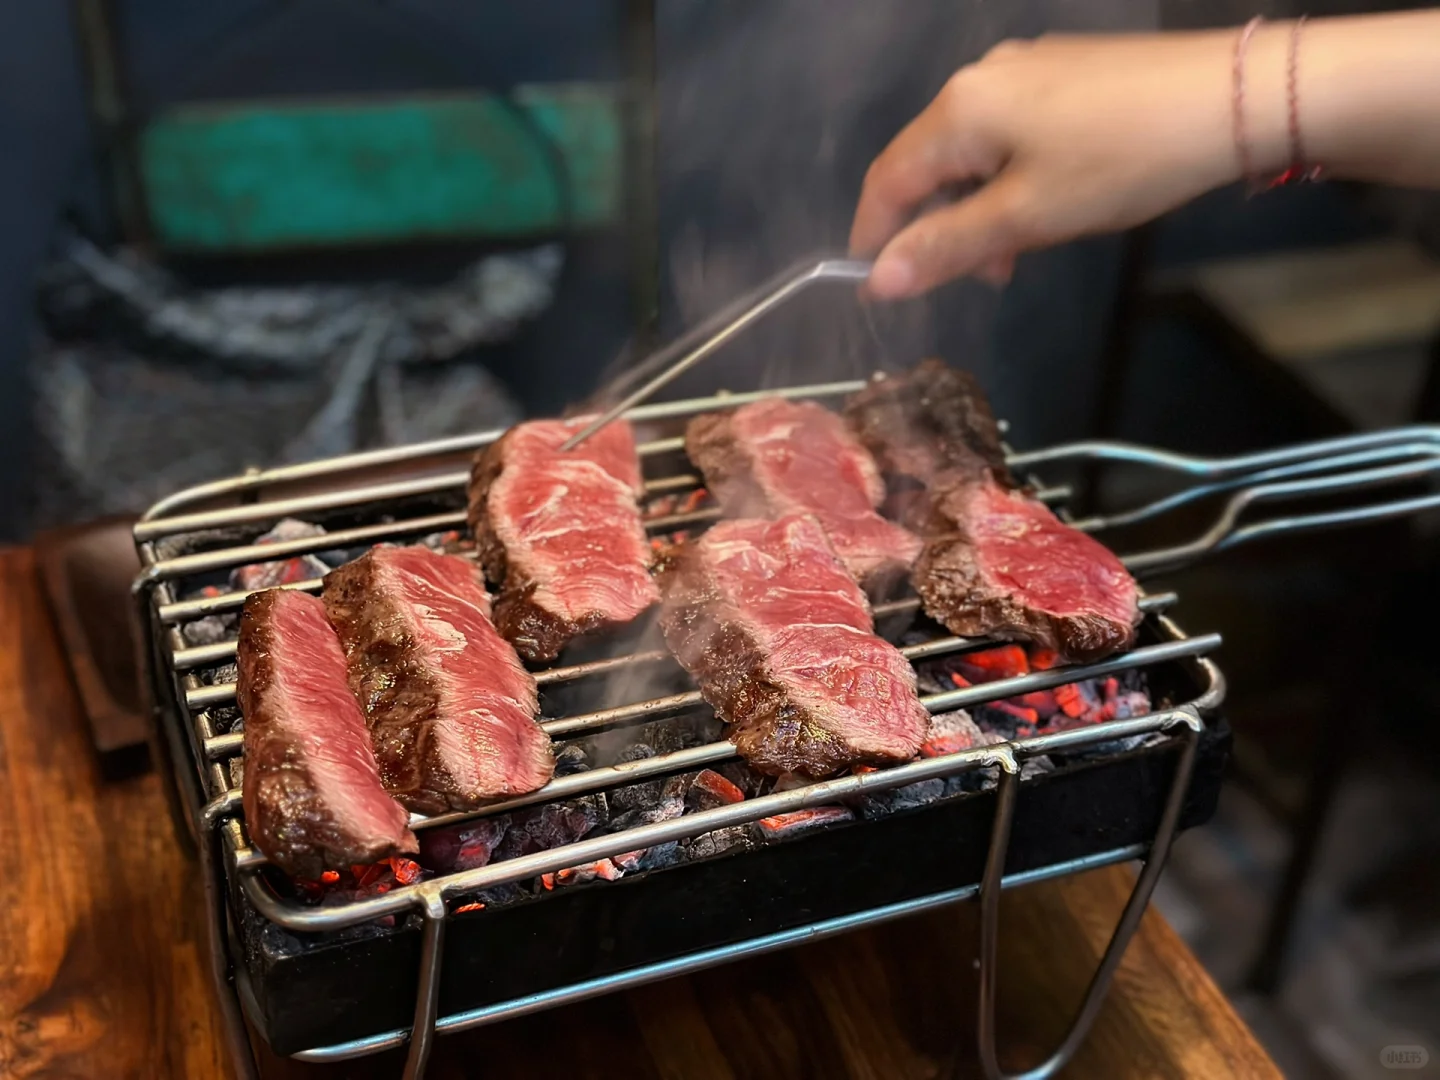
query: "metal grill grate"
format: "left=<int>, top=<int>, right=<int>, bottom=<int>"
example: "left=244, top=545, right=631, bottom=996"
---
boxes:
left=132, top=377, right=1440, bottom=1079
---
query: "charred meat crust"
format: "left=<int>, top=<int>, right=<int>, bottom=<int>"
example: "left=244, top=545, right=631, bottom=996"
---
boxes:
left=237, top=590, right=416, bottom=877
left=490, top=586, right=615, bottom=666
left=843, top=359, right=1015, bottom=491
left=467, top=438, right=509, bottom=585
left=322, top=556, right=465, bottom=816
left=682, top=412, right=770, bottom=514
left=657, top=547, right=892, bottom=779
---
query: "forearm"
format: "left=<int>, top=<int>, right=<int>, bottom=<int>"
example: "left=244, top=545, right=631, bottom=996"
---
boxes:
left=1240, top=10, right=1440, bottom=188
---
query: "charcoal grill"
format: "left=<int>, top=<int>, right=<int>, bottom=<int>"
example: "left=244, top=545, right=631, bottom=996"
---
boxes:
left=131, top=374, right=1440, bottom=1080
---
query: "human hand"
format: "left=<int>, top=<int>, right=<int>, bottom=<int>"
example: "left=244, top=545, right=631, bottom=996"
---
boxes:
left=850, top=31, right=1254, bottom=298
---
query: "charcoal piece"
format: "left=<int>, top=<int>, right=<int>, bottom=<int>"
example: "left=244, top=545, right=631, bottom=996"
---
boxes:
left=203, top=661, right=239, bottom=687
left=754, top=805, right=855, bottom=842
left=636, top=843, right=682, bottom=871
left=686, top=769, right=747, bottom=812
left=467, top=417, right=658, bottom=662
left=851, top=778, right=947, bottom=820
left=494, top=795, right=606, bottom=861
left=682, top=827, right=753, bottom=860
left=657, top=515, right=929, bottom=778
left=608, top=744, right=665, bottom=813
left=182, top=614, right=234, bottom=647
left=418, top=817, right=510, bottom=873
left=685, top=397, right=921, bottom=591
left=661, top=772, right=694, bottom=801
left=208, top=704, right=242, bottom=735
left=719, top=762, right=765, bottom=798
left=553, top=744, right=591, bottom=776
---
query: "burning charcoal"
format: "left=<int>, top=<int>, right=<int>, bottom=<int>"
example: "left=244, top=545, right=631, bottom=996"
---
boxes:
left=204, top=661, right=239, bottom=687
left=643, top=494, right=679, bottom=519
left=418, top=818, right=509, bottom=873
left=953, top=644, right=1029, bottom=682
left=687, top=769, right=746, bottom=811
left=418, top=530, right=466, bottom=554
left=719, top=761, right=766, bottom=798
left=608, top=744, right=665, bottom=813
left=494, top=795, right=605, bottom=861
left=182, top=613, right=234, bottom=647
left=554, top=859, right=625, bottom=886
left=230, top=518, right=334, bottom=592
left=553, top=744, right=591, bottom=776
left=972, top=706, right=1035, bottom=743
left=605, top=794, right=685, bottom=872
left=683, top=827, right=753, bottom=860
left=849, top=775, right=947, bottom=821
left=755, top=805, right=854, bottom=841
left=921, top=709, right=1003, bottom=758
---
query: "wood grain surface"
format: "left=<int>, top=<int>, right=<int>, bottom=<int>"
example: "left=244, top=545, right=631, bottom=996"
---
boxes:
left=0, top=547, right=1278, bottom=1079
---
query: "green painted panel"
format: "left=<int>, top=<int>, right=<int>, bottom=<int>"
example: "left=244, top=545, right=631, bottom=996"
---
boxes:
left=139, top=85, right=622, bottom=253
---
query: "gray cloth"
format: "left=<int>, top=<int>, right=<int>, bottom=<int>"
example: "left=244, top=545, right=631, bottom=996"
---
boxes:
left=31, top=240, right=560, bottom=526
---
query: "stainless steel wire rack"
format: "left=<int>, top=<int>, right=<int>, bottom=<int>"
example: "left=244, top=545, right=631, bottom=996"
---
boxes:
left=132, top=376, right=1440, bottom=1080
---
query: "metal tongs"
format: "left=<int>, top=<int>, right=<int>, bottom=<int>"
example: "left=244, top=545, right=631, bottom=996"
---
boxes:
left=561, top=257, right=872, bottom=450
left=560, top=252, right=1440, bottom=563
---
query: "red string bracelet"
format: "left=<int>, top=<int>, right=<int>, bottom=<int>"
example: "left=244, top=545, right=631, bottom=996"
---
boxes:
left=1233, top=15, right=1324, bottom=194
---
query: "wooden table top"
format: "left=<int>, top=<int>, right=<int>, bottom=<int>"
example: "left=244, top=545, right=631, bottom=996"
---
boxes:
left=0, top=546, right=1279, bottom=1079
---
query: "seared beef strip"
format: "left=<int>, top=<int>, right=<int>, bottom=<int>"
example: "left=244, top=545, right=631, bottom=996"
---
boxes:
left=685, top=397, right=921, bottom=591
left=468, top=417, right=658, bottom=662
left=658, top=515, right=930, bottom=778
left=843, top=359, right=1014, bottom=526
left=912, top=477, right=1141, bottom=664
left=323, top=545, right=553, bottom=814
left=237, top=589, right=416, bottom=878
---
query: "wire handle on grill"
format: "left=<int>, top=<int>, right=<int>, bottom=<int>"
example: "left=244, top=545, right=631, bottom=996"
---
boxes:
left=1124, top=454, right=1440, bottom=575
left=560, top=256, right=872, bottom=451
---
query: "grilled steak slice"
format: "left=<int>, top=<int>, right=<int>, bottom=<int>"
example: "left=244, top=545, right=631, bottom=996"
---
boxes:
left=685, top=398, right=922, bottom=591
left=468, top=418, right=659, bottom=662
left=844, top=359, right=1014, bottom=526
left=323, top=545, right=553, bottom=814
left=237, top=589, right=416, bottom=879
left=658, top=515, right=929, bottom=778
left=913, top=477, right=1140, bottom=664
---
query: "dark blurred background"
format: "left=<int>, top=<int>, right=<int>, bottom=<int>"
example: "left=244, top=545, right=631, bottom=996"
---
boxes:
left=4, top=2, right=1439, bottom=1075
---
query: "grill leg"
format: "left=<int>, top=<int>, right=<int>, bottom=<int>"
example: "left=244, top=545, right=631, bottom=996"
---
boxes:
left=976, top=714, right=1203, bottom=1080
left=402, top=893, right=449, bottom=1080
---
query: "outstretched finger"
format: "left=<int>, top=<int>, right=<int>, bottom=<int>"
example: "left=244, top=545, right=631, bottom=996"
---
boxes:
left=849, top=80, right=1001, bottom=260
left=866, top=173, right=1028, bottom=299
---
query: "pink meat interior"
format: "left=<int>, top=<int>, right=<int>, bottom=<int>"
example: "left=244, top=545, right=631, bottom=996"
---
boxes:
left=966, top=482, right=1138, bottom=625
left=370, top=547, right=552, bottom=798
left=728, top=399, right=922, bottom=579
left=700, top=516, right=928, bottom=755
left=264, top=591, right=411, bottom=842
